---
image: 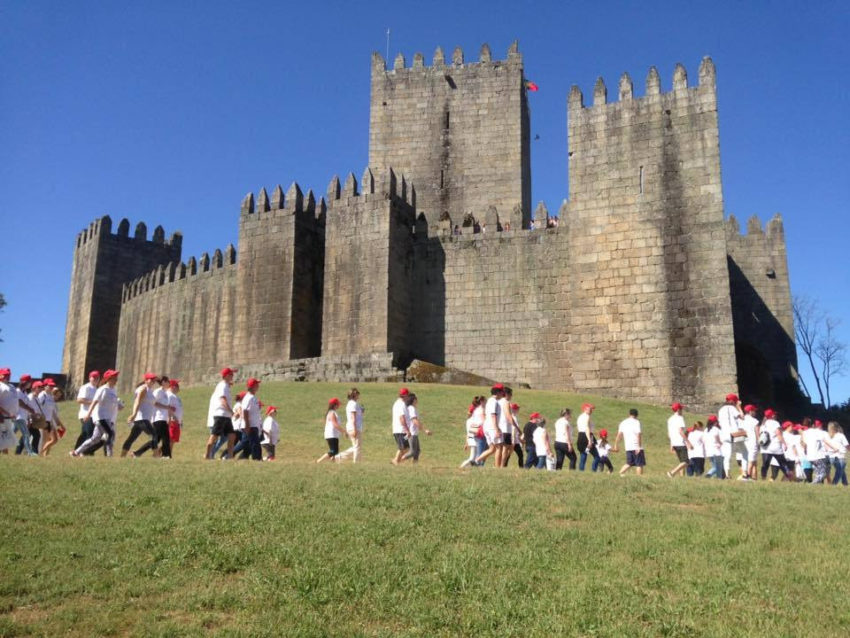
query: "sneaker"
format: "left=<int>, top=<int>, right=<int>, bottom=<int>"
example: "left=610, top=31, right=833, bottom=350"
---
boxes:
left=68, top=450, right=78, bottom=458
left=666, top=471, right=674, bottom=478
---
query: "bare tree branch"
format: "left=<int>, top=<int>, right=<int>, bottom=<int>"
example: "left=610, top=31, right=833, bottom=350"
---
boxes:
left=816, top=316, right=847, bottom=408
left=793, top=295, right=826, bottom=406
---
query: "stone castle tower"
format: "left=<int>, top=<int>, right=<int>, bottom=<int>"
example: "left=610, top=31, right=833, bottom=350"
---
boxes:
left=61, top=41, right=797, bottom=411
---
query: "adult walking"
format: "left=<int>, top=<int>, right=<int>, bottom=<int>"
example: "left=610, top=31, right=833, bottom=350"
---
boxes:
left=576, top=403, right=598, bottom=471
left=0, top=368, right=21, bottom=453
left=403, top=393, right=431, bottom=464
left=240, top=378, right=263, bottom=461
left=391, top=387, right=412, bottom=466
left=121, top=373, right=158, bottom=458
left=205, top=367, right=237, bottom=460
left=523, top=412, right=543, bottom=469
left=553, top=408, right=576, bottom=470
left=718, top=393, right=745, bottom=479
left=801, top=418, right=835, bottom=484
left=474, top=384, right=505, bottom=466
left=759, top=409, right=792, bottom=481
left=317, top=398, right=342, bottom=463
left=12, top=374, right=37, bottom=456
left=74, top=370, right=100, bottom=454
left=827, top=422, right=848, bottom=486
left=72, top=369, right=122, bottom=456
left=499, top=387, right=515, bottom=467
left=666, top=402, right=690, bottom=478
left=336, top=388, right=364, bottom=463
left=741, top=405, right=760, bottom=480
left=614, top=408, right=645, bottom=476
left=532, top=414, right=552, bottom=469
left=37, top=378, right=64, bottom=456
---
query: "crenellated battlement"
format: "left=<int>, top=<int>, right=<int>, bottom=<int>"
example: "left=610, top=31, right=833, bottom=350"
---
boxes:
left=323, top=167, right=415, bottom=213
left=372, top=40, right=521, bottom=75
left=725, top=213, right=786, bottom=244
left=74, top=215, right=182, bottom=250
left=239, top=181, right=327, bottom=226
left=569, top=57, right=716, bottom=112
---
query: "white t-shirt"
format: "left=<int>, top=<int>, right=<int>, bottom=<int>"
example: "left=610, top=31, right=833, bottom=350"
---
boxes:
left=576, top=412, right=593, bottom=436
left=465, top=416, right=478, bottom=442
left=597, top=441, right=612, bottom=458
left=38, top=390, right=59, bottom=423
left=687, top=430, right=705, bottom=458
left=617, top=417, right=641, bottom=452
left=241, top=393, right=260, bottom=430
left=407, top=404, right=420, bottom=436
left=742, top=414, right=759, bottom=446
left=667, top=414, right=686, bottom=447
left=262, top=416, right=280, bottom=445
left=784, top=432, right=801, bottom=461
left=132, top=385, right=155, bottom=422
left=167, top=391, right=183, bottom=423
left=703, top=427, right=722, bottom=457
left=762, top=419, right=784, bottom=455
left=324, top=410, right=341, bottom=439
left=208, top=380, right=233, bottom=425
left=802, top=428, right=828, bottom=462
left=472, top=405, right=485, bottom=427
left=484, top=397, right=500, bottom=432
left=77, top=382, right=97, bottom=419
left=0, top=381, right=19, bottom=421
left=92, top=385, right=120, bottom=423
left=152, top=387, right=171, bottom=422
left=391, top=398, right=409, bottom=434
left=497, top=397, right=511, bottom=434
left=533, top=425, right=549, bottom=456
left=554, top=417, right=572, bottom=444
left=232, top=403, right=244, bottom=431
left=828, top=432, right=848, bottom=460
left=16, top=387, right=36, bottom=421
left=346, top=400, right=363, bottom=433
left=718, top=404, right=742, bottom=442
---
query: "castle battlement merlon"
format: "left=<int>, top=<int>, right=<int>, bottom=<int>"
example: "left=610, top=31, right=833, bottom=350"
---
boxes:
left=373, top=40, right=522, bottom=75
left=569, top=57, right=717, bottom=111
left=324, top=167, right=413, bottom=211
left=725, top=213, right=786, bottom=244
left=75, top=215, right=182, bottom=250
left=240, top=180, right=326, bottom=225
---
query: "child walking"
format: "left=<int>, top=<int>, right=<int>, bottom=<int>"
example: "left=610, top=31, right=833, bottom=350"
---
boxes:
left=595, top=429, right=614, bottom=473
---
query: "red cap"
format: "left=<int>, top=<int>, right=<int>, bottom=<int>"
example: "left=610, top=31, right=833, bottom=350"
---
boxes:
left=814, top=419, right=824, bottom=428
left=399, top=387, right=409, bottom=396
left=529, top=412, right=541, bottom=419
left=671, top=402, right=684, bottom=412
left=782, top=420, right=793, bottom=430
left=707, top=415, right=718, bottom=424
left=266, top=405, right=277, bottom=415
left=169, top=379, right=180, bottom=388
left=511, top=403, right=520, bottom=411
left=743, top=404, right=756, bottom=413
left=764, top=409, right=776, bottom=418
left=582, top=403, right=594, bottom=412
left=221, top=367, right=237, bottom=378
left=725, top=393, right=739, bottom=403
left=89, top=370, right=101, bottom=379
left=599, top=428, right=608, bottom=437
left=329, top=397, right=340, bottom=408
left=103, top=369, right=119, bottom=381
left=235, top=391, right=246, bottom=401
left=491, top=383, right=505, bottom=392
left=31, top=381, right=43, bottom=389
left=0, top=368, right=11, bottom=378
left=19, top=374, right=32, bottom=383
left=43, top=378, right=56, bottom=387
left=143, top=373, right=158, bottom=381
left=246, top=377, right=260, bottom=389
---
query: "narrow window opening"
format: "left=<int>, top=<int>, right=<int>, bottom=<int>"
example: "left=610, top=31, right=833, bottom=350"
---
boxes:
left=639, top=165, right=644, bottom=194
left=444, top=110, right=450, bottom=129
left=440, top=170, right=444, bottom=189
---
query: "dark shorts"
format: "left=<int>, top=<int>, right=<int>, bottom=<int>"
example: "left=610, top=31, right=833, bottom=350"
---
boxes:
left=394, top=433, right=410, bottom=450
left=673, top=446, right=688, bottom=463
left=503, top=433, right=513, bottom=446
left=326, top=437, right=339, bottom=456
left=211, top=417, right=234, bottom=437
left=626, top=450, right=646, bottom=467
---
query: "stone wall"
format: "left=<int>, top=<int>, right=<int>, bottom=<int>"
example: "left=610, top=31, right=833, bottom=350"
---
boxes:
left=369, top=42, right=531, bottom=229
left=116, top=251, right=237, bottom=391
left=564, top=59, right=737, bottom=410
left=62, top=216, right=181, bottom=391
left=726, top=214, right=796, bottom=403
left=321, top=168, right=415, bottom=364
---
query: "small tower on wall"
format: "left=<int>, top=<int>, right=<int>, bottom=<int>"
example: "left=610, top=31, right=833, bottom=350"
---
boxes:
left=62, top=216, right=182, bottom=390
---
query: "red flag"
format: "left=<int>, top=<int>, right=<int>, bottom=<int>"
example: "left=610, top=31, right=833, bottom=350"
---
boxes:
left=525, top=80, right=539, bottom=92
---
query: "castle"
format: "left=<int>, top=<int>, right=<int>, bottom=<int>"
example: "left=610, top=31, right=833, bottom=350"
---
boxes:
left=61, top=42, right=797, bottom=411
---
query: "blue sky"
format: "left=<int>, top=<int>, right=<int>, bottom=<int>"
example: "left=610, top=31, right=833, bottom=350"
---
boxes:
left=2, top=1, right=848, bottom=405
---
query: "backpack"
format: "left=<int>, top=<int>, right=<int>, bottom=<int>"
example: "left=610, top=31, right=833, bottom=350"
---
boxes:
left=759, top=428, right=771, bottom=448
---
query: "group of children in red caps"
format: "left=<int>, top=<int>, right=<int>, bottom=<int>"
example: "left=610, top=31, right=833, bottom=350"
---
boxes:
left=0, top=368, right=67, bottom=457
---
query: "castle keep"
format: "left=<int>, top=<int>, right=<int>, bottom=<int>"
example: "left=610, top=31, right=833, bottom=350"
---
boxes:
left=62, top=42, right=797, bottom=411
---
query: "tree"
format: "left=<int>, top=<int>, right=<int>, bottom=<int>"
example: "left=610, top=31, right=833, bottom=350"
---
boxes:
left=793, top=295, right=847, bottom=408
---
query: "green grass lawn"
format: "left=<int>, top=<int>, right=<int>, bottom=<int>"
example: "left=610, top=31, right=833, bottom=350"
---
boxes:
left=1, top=381, right=848, bottom=637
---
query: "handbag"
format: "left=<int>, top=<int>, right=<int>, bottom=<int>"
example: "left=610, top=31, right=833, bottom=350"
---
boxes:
left=30, top=400, right=48, bottom=429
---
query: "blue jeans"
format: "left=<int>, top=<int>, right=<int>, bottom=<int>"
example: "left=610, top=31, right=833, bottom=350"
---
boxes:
left=246, top=427, right=262, bottom=461
left=524, top=445, right=537, bottom=469
left=211, top=433, right=228, bottom=458
left=536, top=455, right=547, bottom=469
left=475, top=437, right=488, bottom=466
left=831, top=458, right=847, bottom=486
left=706, top=455, right=723, bottom=478
left=13, top=419, right=35, bottom=455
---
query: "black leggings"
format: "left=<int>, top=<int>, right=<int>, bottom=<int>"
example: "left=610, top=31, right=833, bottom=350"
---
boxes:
left=597, top=457, right=614, bottom=473
left=122, top=420, right=153, bottom=453
left=690, top=458, right=705, bottom=476
left=513, top=443, right=524, bottom=468
left=555, top=442, right=577, bottom=470
left=761, top=453, right=791, bottom=480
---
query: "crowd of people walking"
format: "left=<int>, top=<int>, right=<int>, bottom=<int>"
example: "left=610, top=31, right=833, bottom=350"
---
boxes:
left=1, top=368, right=847, bottom=484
